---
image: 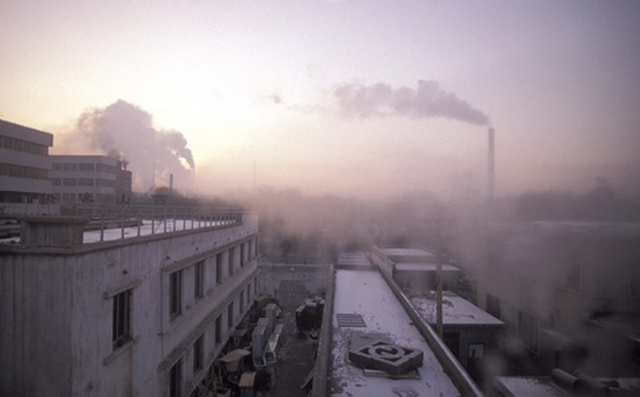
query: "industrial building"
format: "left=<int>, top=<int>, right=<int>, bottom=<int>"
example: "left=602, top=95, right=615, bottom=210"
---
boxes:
left=0, top=119, right=54, bottom=213
left=0, top=207, right=259, bottom=397
left=49, top=155, right=133, bottom=205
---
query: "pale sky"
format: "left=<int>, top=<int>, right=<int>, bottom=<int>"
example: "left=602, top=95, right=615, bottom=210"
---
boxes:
left=2, top=1, right=640, bottom=198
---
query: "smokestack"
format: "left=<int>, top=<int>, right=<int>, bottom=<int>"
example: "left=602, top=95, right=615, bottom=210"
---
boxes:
left=169, top=174, right=174, bottom=193
left=488, top=128, right=495, bottom=199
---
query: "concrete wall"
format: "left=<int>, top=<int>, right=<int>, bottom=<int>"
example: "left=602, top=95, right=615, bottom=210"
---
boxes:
left=0, top=213, right=260, bottom=397
left=258, top=263, right=330, bottom=307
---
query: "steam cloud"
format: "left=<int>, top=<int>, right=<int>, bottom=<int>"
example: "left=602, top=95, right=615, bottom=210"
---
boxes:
left=334, top=80, right=490, bottom=125
left=72, top=100, right=195, bottom=192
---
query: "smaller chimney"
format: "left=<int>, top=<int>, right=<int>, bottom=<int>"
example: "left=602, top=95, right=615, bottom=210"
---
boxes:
left=169, top=174, right=174, bottom=193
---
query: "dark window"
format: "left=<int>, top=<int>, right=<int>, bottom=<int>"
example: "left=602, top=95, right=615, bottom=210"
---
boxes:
left=169, top=270, right=183, bottom=319
left=246, top=286, right=251, bottom=307
left=52, top=162, right=62, bottom=171
left=240, top=290, right=245, bottom=313
left=112, top=289, right=132, bottom=349
left=63, top=178, right=77, bottom=186
left=169, top=359, right=182, bottom=397
left=216, top=253, right=222, bottom=284
left=443, top=331, right=461, bottom=359
left=241, top=243, right=245, bottom=267
left=215, top=315, right=222, bottom=344
left=228, top=248, right=235, bottom=276
left=194, top=261, right=204, bottom=300
left=227, top=302, right=234, bottom=331
left=63, top=163, right=77, bottom=172
left=193, top=335, right=204, bottom=373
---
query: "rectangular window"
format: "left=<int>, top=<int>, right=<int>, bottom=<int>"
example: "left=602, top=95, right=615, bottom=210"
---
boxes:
left=194, top=261, right=204, bottom=300
left=112, top=289, right=132, bottom=350
left=193, top=335, right=204, bottom=373
left=254, top=277, right=258, bottom=295
left=51, top=178, right=61, bottom=186
left=228, top=248, right=235, bottom=276
left=227, top=302, right=234, bottom=331
left=240, top=243, right=245, bottom=267
left=240, top=291, right=245, bottom=313
left=169, top=359, right=182, bottom=397
left=63, top=178, right=77, bottom=186
left=246, top=285, right=251, bottom=307
left=52, top=162, right=62, bottom=171
left=215, top=315, right=222, bottom=344
left=78, top=178, right=94, bottom=186
left=169, top=270, right=183, bottom=319
left=78, top=163, right=95, bottom=172
left=216, top=253, right=223, bottom=284
left=62, top=163, right=78, bottom=172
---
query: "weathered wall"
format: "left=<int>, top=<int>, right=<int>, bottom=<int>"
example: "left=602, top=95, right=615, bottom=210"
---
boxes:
left=0, top=254, right=72, bottom=397
left=1, top=213, right=260, bottom=397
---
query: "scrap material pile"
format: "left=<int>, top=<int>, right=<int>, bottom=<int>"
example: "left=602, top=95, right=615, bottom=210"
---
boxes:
left=295, top=296, right=325, bottom=331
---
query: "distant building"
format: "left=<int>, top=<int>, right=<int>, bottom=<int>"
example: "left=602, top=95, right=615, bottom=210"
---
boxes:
left=473, top=222, right=640, bottom=377
left=49, top=155, right=132, bottom=205
left=0, top=119, right=54, bottom=212
left=0, top=209, right=259, bottom=397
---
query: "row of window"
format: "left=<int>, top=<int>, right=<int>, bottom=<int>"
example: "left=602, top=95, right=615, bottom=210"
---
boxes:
left=0, top=162, right=48, bottom=180
left=0, top=134, right=48, bottom=155
left=170, top=239, right=258, bottom=321
left=51, top=177, right=116, bottom=188
left=52, top=162, right=117, bottom=174
left=168, top=278, right=258, bottom=397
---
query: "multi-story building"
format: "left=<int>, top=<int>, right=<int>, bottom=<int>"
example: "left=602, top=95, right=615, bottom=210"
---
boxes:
left=0, top=207, right=259, bottom=397
left=49, top=155, right=132, bottom=204
left=0, top=119, right=53, bottom=211
left=471, top=221, right=640, bottom=377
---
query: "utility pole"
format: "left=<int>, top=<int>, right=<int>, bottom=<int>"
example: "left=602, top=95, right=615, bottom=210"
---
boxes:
left=423, top=217, right=456, bottom=339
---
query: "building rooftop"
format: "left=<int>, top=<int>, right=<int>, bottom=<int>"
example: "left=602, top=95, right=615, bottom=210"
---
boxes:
left=394, top=262, right=461, bottom=272
left=407, top=290, right=504, bottom=327
left=329, top=253, right=460, bottom=396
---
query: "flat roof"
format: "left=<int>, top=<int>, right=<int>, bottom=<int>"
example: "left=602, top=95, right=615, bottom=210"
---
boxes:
left=0, top=119, right=53, bottom=146
left=330, top=256, right=460, bottom=396
left=394, top=263, right=460, bottom=272
left=336, top=251, right=372, bottom=267
left=379, top=247, right=436, bottom=258
left=407, top=290, right=504, bottom=327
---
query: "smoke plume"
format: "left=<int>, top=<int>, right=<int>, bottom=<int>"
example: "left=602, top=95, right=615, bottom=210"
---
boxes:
left=69, top=100, right=195, bottom=192
left=334, top=80, right=490, bottom=125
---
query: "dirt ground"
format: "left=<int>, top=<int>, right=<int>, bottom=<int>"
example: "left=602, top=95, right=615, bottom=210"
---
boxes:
left=259, top=307, right=317, bottom=397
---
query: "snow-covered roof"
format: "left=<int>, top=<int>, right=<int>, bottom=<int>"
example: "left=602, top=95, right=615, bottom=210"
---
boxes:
left=379, top=247, right=437, bottom=259
left=0, top=218, right=234, bottom=245
left=394, top=263, right=461, bottom=272
left=408, top=290, right=504, bottom=327
left=330, top=255, right=460, bottom=396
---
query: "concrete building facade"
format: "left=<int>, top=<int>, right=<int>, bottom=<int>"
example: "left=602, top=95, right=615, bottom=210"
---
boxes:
left=0, top=211, right=259, bottom=397
left=49, top=155, right=132, bottom=205
left=0, top=119, right=54, bottom=212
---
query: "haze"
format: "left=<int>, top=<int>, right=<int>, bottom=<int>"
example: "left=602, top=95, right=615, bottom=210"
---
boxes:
left=2, top=1, right=639, bottom=199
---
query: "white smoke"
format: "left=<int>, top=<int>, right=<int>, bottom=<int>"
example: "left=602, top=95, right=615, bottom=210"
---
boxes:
left=69, top=100, right=195, bottom=192
left=334, top=80, right=490, bottom=125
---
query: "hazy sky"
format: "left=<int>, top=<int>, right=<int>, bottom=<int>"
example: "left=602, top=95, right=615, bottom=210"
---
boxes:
left=2, top=1, right=640, bottom=198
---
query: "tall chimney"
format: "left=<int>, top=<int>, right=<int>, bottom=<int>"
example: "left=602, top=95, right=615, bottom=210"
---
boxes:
left=488, top=128, right=495, bottom=199
left=169, top=174, right=174, bottom=193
